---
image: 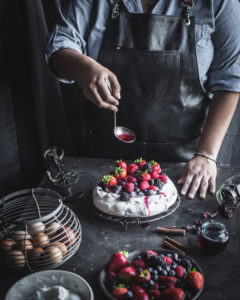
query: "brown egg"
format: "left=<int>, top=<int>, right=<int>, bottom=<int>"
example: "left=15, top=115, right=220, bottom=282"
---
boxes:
left=27, top=222, right=45, bottom=236
left=45, top=222, right=61, bottom=240
left=17, top=240, right=33, bottom=251
left=57, top=226, right=76, bottom=247
left=44, top=246, right=63, bottom=264
left=51, top=242, right=68, bottom=256
left=11, top=230, right=31, bottom=241
left=0, top=238, right=17, bottom=252
left=28, top=248, right=44, bottom=266
left=32, top=232, right=50, bottom=248
left=6, top=250, right=26, bottom=268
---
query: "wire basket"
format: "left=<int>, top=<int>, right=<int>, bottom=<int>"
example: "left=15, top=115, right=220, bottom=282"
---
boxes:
left=0, top=188, right=81, bottom=272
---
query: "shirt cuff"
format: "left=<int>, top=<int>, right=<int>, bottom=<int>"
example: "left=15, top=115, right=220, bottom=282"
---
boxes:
left=207, top=67, right=240, bottom=93
left=46, top=39, right=83, bottom=84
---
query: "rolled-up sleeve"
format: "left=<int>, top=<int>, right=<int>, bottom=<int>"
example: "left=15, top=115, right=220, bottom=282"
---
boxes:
left=207, top=0, right=240, bottom=93
left=46, top=0, right=94, bottom=83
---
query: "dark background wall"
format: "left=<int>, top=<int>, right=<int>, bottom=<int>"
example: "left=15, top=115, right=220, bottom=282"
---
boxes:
left=0, top=0, right=77, bottom=197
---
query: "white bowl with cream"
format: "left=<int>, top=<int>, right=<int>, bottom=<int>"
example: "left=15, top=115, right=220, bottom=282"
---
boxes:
left=5, top=270, right=94, bottom=300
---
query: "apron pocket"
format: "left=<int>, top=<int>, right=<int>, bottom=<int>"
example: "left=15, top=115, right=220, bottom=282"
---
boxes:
left=115, top=47, right=180, bottom=103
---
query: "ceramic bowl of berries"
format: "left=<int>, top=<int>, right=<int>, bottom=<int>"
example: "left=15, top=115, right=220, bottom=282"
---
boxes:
left=99, top=249, right=204, bottom=300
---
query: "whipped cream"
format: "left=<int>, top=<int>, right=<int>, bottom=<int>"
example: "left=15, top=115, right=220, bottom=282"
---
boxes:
left=28, top=285, right=82, bottom=300
left=93, top=177, right=178, bottom=217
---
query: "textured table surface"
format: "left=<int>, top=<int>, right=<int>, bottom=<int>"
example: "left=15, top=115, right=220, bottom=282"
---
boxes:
left=0, top=157, right=240, bottom=300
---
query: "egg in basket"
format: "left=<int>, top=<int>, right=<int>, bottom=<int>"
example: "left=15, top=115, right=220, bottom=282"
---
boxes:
left=0, top=188, right=81, bottom=272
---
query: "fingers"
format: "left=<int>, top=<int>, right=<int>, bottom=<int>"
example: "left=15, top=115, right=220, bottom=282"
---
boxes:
left=108, top=73, right=121, bottom=100
left=83, top=71, right=121, bottom=112
left=178, top=156, right=217, bottom=199
left=177, top=166, right=188, bottom=185
left=181, top=174, right=209, bottom=199
left=209, top=177, right=216, bottom=194
left=84, top=85, right=118, bottom=112
left=177, top=177, right=184, bottom=184
left=199, top=176, right=210, bottom=199
left=180, top=174, right=194, bottom=197
left=187, top=175, right=204, bottom=199
left=97, top=78, right=120, bottom=106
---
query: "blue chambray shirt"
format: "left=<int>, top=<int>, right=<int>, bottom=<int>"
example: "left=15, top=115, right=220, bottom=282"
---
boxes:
left=46, top=0, right=240, bottom=94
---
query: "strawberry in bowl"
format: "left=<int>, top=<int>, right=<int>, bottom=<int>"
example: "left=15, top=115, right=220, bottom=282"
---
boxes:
left=100, top=250, right=204, bottom=300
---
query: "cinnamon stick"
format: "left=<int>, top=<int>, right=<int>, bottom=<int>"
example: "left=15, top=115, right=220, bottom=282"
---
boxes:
left=156, top=226, right=186, bottom=236
left=163, top=240, right=186, bottom=256
left=165, top=236, right=188, bottom=251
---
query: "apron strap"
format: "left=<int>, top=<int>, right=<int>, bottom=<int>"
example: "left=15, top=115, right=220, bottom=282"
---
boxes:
left=181, top=0, right=194, bottom=6
left=112, top=0, right=121, bottom=19
left=180, top=0, right=194, bottom=25
left=112, top=0, right=194, bottom=25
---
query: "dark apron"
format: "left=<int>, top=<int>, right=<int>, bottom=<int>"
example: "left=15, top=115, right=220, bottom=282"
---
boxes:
left=85, top=0, right=209, bottom=162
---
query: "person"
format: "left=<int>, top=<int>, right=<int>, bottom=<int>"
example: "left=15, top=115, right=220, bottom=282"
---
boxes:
left=46, top=0, right=240, bottom=199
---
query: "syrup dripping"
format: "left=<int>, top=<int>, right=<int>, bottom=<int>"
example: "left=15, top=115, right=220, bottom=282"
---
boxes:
left=141, top=196, right=151, bottom=228
left=144, top=196, right=150, bottom=217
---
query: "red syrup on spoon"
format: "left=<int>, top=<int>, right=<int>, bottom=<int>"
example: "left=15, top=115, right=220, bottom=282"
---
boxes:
left=141, top=196, right=151, bottom=228
left=117, top=133, right=135, bottom=142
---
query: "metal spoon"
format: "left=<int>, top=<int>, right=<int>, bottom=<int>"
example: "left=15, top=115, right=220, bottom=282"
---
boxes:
left=105, top=78, right=136, bottom=143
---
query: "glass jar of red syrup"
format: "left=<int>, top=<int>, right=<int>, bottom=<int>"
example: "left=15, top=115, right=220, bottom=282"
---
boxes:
left=198, top=221, right=229, bottom=253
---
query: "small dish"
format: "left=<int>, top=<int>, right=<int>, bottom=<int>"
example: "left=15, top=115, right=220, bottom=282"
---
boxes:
left=5, top=270, right=94, bottom=300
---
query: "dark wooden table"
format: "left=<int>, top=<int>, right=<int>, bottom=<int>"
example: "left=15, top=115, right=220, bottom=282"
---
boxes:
left=0, top=158, right=240, bottom=300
